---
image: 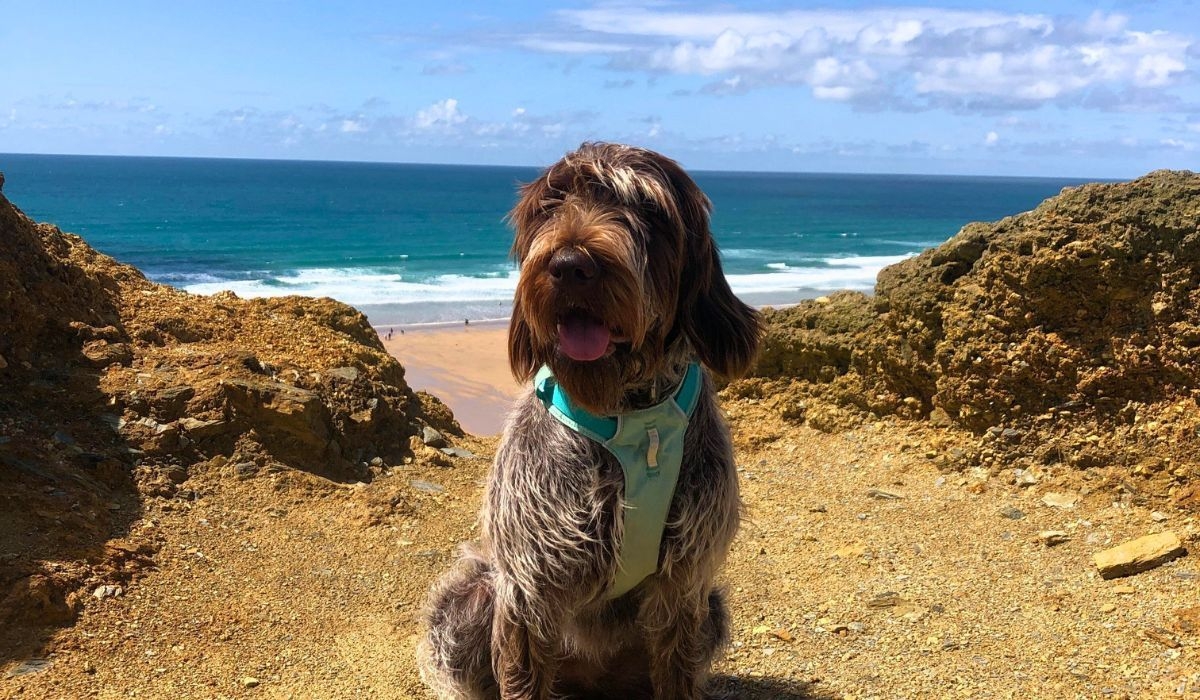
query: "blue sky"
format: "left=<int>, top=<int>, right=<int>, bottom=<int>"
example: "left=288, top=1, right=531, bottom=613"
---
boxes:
left=2, top=1, right=1198, bottom=177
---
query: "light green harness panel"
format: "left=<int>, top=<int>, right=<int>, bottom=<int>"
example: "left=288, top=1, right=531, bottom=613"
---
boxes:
left=534, top=363, right=701, bottom=598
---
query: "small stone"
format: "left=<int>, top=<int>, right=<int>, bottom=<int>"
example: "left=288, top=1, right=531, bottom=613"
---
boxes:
left=1141, top=627, right=1181, bottom=649
left=999, top=506, right=1025, bottom=520
left=769, top=627, right=794, bottom=642
left=242, top=676, right=261, bottom=688
left=808, top=504, right=828, bottom=513
left=1038, top=531, right=1071, bottom=546
left=1042, top=492, right=1079, bottom=509
left=1150, top=511, right=1168, bottom=523
left=867, top=591, right=901, bottom=609
left=1111, top=585, right=1136, bottom=595
left=409, top=479, right=445, bottom=494
left=92, top=584, right=123, bottom=600
left=0, top=353, right=7, bottom=369
left=1014, top=470, right=1039, bottom=487
left=1093, top=531, right=1186, bottom=580
left=421, top=426, right=447, bottom=448
left=83, top=660, right=96, bottom=674
left=1100, top=603, right=1117, bottom=613
left=6, top=658, right=51, bottom=677
left=369, top=457, right=384, bottom=467
left=866, top=488, right=904, bottom=500
left=439, top=447, right=478, bottom=459
left=326, top=366, right=359, bottom=382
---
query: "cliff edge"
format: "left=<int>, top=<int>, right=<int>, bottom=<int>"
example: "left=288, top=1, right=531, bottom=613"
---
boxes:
left=739, top=170, right=1200, bottom=506
left=0, top=180, right=461, bottom=660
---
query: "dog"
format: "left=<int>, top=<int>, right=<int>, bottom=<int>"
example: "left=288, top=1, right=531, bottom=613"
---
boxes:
left=418, top=143, right=761, bottom=700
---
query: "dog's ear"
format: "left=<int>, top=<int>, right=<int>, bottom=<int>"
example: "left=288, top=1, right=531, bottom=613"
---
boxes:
left=508, top=295, right=538, bottom=382
left=680, top=237, right=761, bottom=378
left=654, top=158, right=761, bottom=379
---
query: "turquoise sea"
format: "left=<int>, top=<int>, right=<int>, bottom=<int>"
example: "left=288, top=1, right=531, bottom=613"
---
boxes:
left=0, top=153, right=1098, bottom=326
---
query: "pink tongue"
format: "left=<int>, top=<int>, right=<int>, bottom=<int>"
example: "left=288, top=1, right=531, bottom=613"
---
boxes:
left=558, top=315, right=611, bottom=361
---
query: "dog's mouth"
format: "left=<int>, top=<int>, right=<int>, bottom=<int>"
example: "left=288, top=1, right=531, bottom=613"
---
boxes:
left=556, top=309, right=627, bottom=362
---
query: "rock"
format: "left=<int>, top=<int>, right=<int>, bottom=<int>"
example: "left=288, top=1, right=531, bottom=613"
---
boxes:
left=1141, top=627, right=1181, bottom=649
left=1038, top=531, right=1071, bottom=546
left=92, top=584, right=123, bottom=600
left=999, top=506, right=1025, bottom=520
left=866, top=488, right=904, bottom=500
left=178, top=417, right=230, bottom=440
left=1093, top=531, right=1187, bottom=579
left=439, top=447, right=477, bottom=459
left=0, top=353, right=7, bottom=369
left=1150, top=511, right=1168, bottom=522
left=409, top=479, right=445, bottom=494
left=326, top=366, right=359, bottom=383
left=1042, top=492, right=1079, bottom=509
left=1013, top=469, right=1039, bottom=487
left=866, top=591, right=902, bottom=609
left=421, top=426, right=447, bottom=448
left=5, top=658, right=51, bottom=677
left=242, top=677, right=261, bottom=688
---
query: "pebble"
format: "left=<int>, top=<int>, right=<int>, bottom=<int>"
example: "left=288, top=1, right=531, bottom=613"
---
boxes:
left=1094, top=531, right=1186, bottom=579
left=409, top=479, right=445, bottom=494
left=866, top=488, right=904, bottom=500
left=421, top=426, right=447, bottom=448
left=439, top=447, right=477, bottom=459
left=242, top=676, right=261, bottom=688
left=1038, top=531, right=1071, bottom=546
left=1150, top=511, right=1168, bottom=522
left=1100, top=603, right=1117, bottom=613
left=1042, top=492, right=1080, bottom=509
left=92, top=584, right=123, bottom=600
left=999, top=506, right=1026, bottom=520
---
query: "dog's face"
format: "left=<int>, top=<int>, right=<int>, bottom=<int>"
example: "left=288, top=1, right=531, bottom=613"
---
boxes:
left=508, top=142, right=761, bottom=414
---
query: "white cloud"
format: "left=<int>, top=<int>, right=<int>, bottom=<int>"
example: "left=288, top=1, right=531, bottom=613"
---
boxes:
left=530, top=6, right=1195, bottom=112
left=985, top=131, right=1000, bottom=145
left=340, top=119, right=367, bottom=133
left=415, top=98, right=467, bottom=130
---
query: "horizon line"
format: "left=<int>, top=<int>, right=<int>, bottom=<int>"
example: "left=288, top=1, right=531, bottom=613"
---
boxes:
left=0, top=150, right=1126, bottom=184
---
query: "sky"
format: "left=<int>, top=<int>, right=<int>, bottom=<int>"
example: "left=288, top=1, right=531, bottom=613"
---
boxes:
left=2, top=1, right=1198, bottom=177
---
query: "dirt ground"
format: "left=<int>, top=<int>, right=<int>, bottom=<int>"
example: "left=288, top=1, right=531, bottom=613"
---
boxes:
left=3, top=398, right=1196, bottom=700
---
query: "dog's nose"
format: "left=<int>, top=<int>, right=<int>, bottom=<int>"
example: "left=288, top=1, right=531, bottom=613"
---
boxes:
left=548, top=248, right=598, bottom=288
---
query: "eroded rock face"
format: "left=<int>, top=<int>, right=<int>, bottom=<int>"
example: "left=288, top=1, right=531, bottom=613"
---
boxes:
left=741, top=171, right=1200, bottom=497
left=0, top=181, right=457, bottom=657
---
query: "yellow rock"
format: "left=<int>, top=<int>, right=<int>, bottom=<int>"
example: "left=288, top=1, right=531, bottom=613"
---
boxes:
left=1093, top=531, right=1186, bottom=579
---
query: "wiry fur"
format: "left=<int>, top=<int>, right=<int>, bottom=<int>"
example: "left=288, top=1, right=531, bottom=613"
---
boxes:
left=419, top=143, right=761, bottom=700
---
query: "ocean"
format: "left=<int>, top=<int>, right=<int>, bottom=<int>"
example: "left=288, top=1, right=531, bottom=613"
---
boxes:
left=0, top=153, right=1097, bottom=327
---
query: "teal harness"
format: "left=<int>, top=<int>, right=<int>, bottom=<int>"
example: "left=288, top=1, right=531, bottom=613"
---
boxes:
left=534, top=363, right=702, bottom=598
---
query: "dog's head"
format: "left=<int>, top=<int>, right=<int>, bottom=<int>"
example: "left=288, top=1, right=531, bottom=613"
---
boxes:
left=507, top=142, right=761, bottom=414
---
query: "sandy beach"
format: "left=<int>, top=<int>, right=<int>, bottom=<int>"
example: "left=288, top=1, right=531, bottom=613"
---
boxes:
left=379, top=321, right=520, bottom=435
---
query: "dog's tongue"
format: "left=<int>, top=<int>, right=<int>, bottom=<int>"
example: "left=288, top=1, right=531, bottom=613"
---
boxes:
left=558, top=314, right=611, bottom=361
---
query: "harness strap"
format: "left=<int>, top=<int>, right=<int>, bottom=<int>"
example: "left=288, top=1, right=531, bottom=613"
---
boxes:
left=534, top=363, right=702, bottom=597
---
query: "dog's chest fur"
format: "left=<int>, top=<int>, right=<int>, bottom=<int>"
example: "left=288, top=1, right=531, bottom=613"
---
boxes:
left=482, top=375, right=739, bottom=617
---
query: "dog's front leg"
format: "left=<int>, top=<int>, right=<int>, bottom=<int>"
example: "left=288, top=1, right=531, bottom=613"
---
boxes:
left=643, top=584, right=711, bottom=700
left=492, top=603, right=557, bottom=700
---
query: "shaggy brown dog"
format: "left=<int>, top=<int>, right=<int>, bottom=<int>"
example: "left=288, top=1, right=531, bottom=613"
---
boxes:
left=419, top=143, right=761, bottom=699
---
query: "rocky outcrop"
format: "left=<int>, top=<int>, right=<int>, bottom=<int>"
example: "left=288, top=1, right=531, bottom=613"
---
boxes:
left=0, top=179, right=458, bottom=659
left=739, top=171, right=1200, bottom=502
